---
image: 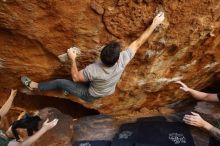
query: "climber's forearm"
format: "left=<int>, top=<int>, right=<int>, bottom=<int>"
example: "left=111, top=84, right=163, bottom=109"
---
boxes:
left=70, top=60, right=80, bottom=81
left=188, top=88, right=218, bottom=102
left=70, top=60, right=84, bottom=82
left=128, top=24, right=156, bottom=54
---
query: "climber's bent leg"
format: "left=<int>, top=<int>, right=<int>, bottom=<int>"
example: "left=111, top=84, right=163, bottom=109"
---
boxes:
left=38, top=79, right=96, bottom=102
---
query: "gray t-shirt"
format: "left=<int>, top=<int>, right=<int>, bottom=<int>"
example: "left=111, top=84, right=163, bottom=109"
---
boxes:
left=83, top=48, right=135, bottom=97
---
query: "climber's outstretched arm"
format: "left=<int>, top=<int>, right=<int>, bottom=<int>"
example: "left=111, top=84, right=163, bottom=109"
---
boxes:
left=0, top=89, right=17, bottom=118
left=128, top=12, right=165, bottom=54
left=67, top=49, right=85, bottom=82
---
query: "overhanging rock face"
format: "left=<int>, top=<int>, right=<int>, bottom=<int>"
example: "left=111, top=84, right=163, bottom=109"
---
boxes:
left=0, top=0, right=220, bottom=116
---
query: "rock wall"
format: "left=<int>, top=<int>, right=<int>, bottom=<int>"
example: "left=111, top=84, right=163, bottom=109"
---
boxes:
left=0, top=0, right=220, bottom=116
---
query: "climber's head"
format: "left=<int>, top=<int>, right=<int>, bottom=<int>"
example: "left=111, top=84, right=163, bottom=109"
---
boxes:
left=100, top=41, right=121, bottom=67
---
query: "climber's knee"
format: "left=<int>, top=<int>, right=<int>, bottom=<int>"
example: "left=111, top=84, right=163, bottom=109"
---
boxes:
left=54, top=79, right=73, bottom=90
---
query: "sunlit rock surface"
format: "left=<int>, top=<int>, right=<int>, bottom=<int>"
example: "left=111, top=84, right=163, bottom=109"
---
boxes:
left=0, top=0, right=220, bottom=116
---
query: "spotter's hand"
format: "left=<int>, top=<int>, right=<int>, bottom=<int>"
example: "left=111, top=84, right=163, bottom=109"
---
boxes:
left=175, top=81, right=190, bottom=92
left=42, top=118, right=59, bottom=130
left=183, top=112, right=208, bottom=128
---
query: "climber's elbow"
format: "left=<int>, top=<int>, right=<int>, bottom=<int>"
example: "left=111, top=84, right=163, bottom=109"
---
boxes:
left=72, top=73, right=85, bottom=82
left=73, top=78, right=80, bottom=82
left=72, top=74, right=80, bottom=82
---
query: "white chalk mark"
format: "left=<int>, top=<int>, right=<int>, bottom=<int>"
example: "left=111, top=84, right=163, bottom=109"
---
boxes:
left=137, top=79, right=147, bottom=86
left=203, top=62, right=218, bottom=69
left=157, top=76, right=183, bottom=83
left=159, top=37, right=166, bottom=44
left=58, top=46, right=81, bottom=63
left=145, top=50, right=163, bottom=59
left=0, top=58, right=5, bottom=68
left=179, top=60, right=197, bottom=70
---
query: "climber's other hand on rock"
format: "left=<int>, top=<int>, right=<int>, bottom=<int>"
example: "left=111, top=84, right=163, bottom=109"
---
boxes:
left=152, top=11, right=165, bottom=27
left=67, top=49, right=77, bottom=61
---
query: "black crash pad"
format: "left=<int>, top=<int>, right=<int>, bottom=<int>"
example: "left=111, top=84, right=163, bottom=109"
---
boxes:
left=73, top=140, right=111, bottom=146
left=136, top=122, right=195, bottom=146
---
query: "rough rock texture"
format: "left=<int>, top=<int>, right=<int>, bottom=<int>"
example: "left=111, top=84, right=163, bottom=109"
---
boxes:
left=0, top=0, right=220, bottom=116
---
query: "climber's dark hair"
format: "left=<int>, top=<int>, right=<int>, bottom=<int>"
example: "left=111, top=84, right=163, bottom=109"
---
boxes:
left=100, top=41, right=121, bottom=67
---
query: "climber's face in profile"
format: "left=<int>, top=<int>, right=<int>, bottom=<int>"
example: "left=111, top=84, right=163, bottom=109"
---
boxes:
left=100, top=41, right=121, bottom=67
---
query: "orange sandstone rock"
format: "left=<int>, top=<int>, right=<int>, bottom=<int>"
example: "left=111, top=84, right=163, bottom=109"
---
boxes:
left=0, top=0, right=220, bottom=116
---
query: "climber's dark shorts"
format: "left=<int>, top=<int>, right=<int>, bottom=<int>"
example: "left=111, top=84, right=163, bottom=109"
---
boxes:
left=38, top=79, right=96, bottom=102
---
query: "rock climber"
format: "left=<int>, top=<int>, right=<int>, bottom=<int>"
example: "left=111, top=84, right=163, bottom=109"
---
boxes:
left=21, top=12, right=165, bottom=102
left=0, top=89, right=59, bottom=146
left=176, top=81, right=220, bottom=146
